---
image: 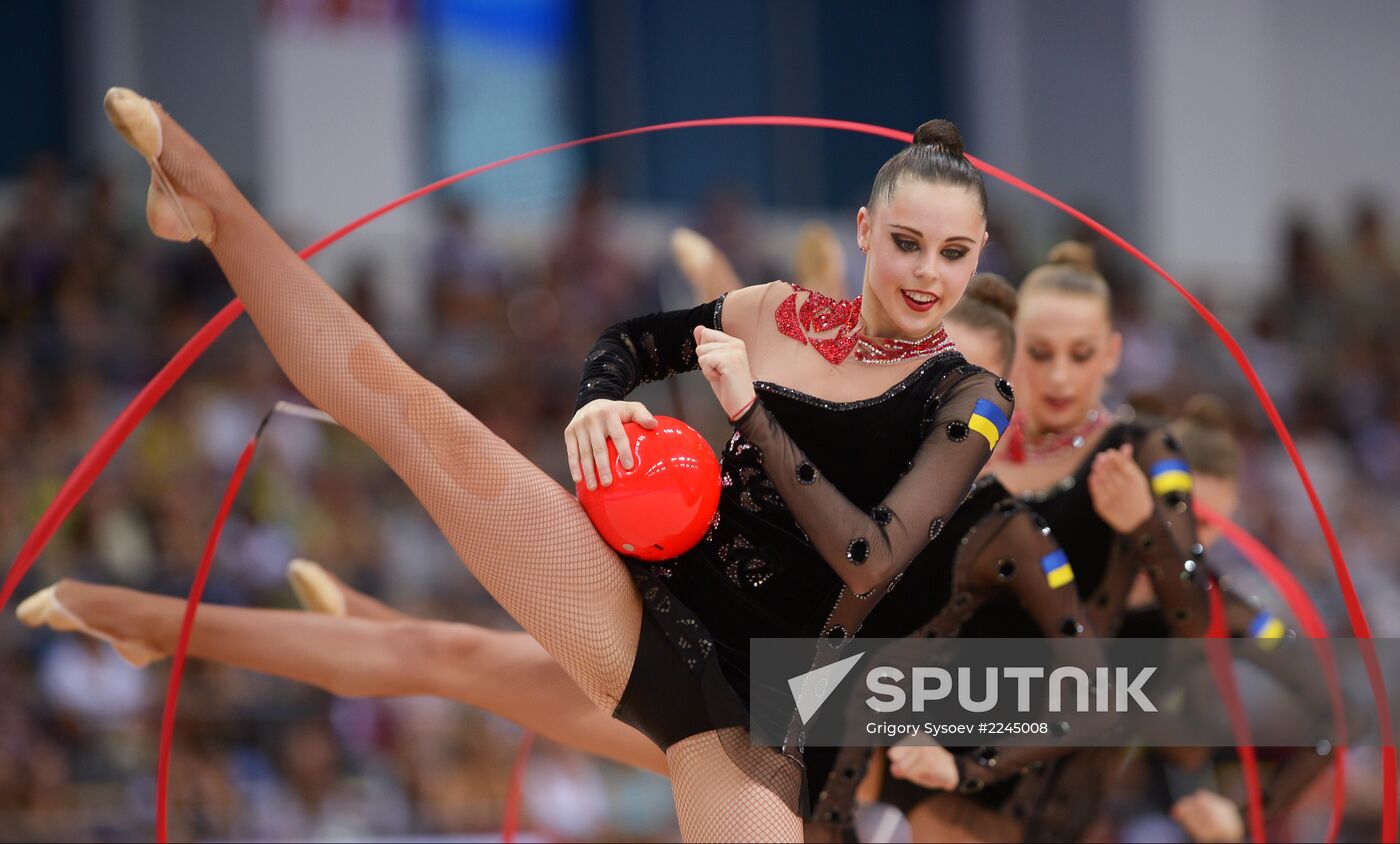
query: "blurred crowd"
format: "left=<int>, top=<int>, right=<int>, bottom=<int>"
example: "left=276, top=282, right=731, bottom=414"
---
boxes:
left=2, top=152, right=1398, bottom=841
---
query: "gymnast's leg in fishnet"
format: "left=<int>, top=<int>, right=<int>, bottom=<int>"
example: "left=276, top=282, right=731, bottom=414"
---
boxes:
left=668, top=729, right=805, bottom=842
left=106, top=89, right=801, bottom=841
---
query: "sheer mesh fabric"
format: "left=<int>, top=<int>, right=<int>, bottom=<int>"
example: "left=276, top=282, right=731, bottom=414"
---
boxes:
left=668, top=728, right=805, bottom=842
left=1018, top=426, right=1215, bottom=841
left=808, top=496, right=1099, bottom=837
left=734, top=371, right=1013, bottom=598
left=1123, top=428, right=1213, bottom=636
left=137, top=102, right=813, bottom=840
left=1218, top=584, right=1358, bottom=818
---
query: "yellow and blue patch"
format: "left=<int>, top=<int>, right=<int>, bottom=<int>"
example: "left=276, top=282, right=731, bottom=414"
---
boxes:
left=1041, top=549, right=1075, bottom=589
left=1149, top=458, right=1194, bottom=497
left=1248, top=612, right=1286, bottom=649
left=967, top=399, right=1011, bottom=452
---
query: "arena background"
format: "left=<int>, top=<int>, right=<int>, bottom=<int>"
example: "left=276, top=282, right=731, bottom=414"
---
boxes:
left=1, top=1, right=1398, bottom=840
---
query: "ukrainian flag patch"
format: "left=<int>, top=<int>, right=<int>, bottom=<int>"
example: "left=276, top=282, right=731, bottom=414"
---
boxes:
left=1149, top=458, right=1194, bottom=497
left=1248, top=612, right=1286, bottom=649
left=1041, top=549, right=1075, bottom=589
left=967, top=399, right=1010, bottom=451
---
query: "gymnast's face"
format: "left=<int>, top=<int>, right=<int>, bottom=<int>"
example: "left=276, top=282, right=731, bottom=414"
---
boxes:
left=1013, top=291, right=1121, bottom=434
left=944, top=319, right=1008, bottom=376
left=855, top=180, right=986, bottom=341
left=1192, top=472, right=1239, bottom=549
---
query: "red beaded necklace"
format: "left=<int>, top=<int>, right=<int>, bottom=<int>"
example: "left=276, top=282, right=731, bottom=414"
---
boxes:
left=774, top=285, right=957, bottom=366
left=1000, top=406, right=1112, bottom=463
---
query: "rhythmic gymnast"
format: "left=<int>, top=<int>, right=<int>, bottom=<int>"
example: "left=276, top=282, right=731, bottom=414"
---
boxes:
left=89, top=89, right=1012, bottom=841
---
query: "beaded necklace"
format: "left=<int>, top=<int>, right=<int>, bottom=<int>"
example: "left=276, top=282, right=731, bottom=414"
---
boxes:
left=1001, top=406, right=1112, bottom=463
left=774, top=285, right=957, bottom=366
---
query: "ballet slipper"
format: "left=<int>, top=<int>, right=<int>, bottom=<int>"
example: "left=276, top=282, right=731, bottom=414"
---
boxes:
left=17, top=583, right=165, bottom=668
left=103, top=87, right=215, bottom=244
left=286, top=559, right=347, bottom=617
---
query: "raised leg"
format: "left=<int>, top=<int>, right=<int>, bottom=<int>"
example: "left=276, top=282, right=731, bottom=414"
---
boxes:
left=104, top=87, right=640, bottom=710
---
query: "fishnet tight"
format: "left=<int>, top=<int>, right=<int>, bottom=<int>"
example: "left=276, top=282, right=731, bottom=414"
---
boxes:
left=137, top=99, right=800, bottom=840
left=667, top=728, right=804, bottom=842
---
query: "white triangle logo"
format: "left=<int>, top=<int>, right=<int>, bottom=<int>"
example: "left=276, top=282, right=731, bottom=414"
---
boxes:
left=789, top=652, right=866, bottom=724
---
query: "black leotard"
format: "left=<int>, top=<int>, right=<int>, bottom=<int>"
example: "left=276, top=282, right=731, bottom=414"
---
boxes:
left=578, top=294, right=1013, bottom=769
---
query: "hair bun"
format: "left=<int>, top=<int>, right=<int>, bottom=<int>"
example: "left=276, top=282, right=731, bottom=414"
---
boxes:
left=912, top=119, right=965, bottom=157
left=966, top=273, right=1017, bottom=320
left=1046, top=240, right=1097, bottom=274
left=1182, top=393, right=1231, bottom=430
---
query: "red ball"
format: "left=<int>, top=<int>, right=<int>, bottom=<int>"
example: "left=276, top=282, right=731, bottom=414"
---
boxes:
left=576, top=416, right=721, bottom=562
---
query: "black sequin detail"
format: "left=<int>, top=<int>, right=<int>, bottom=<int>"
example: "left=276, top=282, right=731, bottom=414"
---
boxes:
left=957, top=363, right=980, bottom=375
left=1162, top=431, right=1183, bottom=452
left=796, top=461, right=818, bottom=485
left=1061, top=618, right=1084, bottom=637
left=928, top=517, right=945, bottom=541
left=997, top=559, right=1016, bottom=579
left=1172, top=608, right=1192, bottom=623
left=847, top=538, right=870, bottom=565
left=994, top=498, right=1017, bottom=514
left=825, top=624, right=848, bottom=640
left=959, top=778, right=986, bottom=794
left=996, top=378, right=1014, bottom=401
left=718, top=535, right=776, bottom=589
left=946, top=420, right=970, bottom=442
left=871, top=505, right=894, bottom=526
left=1139, top=534, right=1156, bottom=550
left=1095, top=593, right=1111, bottom=607
left=841, top=766, right=860, bottom=781
left=736, top=466, right=781, bottom=513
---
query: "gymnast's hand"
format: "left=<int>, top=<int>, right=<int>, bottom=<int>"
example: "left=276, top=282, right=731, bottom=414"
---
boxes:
left=1088, top=443, right=1154, bottom=534
left=694, top=326, right=758, bottom=422
left=566, top=399, right=658, bottom=490
left=887, top=739, right=960, bottom=791
left=1171, top=789, right=1245, bottom=843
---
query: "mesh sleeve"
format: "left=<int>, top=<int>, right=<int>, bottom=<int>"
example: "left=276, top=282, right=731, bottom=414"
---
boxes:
left=575, top=298, right=722, bottom=408
left=954, top=507, right=1109, bottom=790
left=1123, top=427, right=1212, bottom=637
left=1220, top=585, right=1365, bottom=819
left=734, top=368, right=1013, bottom=596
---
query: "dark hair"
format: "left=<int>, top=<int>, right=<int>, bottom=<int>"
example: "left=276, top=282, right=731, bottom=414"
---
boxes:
left=1020, top=240, right=1111, bottom=309
left=947, top=273, right=1017, bottom=373
left=868, top=119, right=987, bottom=217
left=1169, top=394, right=1241, bottom=480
